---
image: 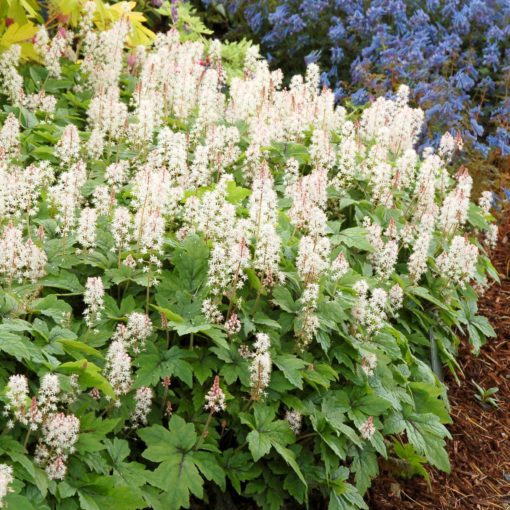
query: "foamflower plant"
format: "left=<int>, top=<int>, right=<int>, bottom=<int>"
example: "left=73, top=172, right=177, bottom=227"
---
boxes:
left=0, top=19, right=498, bottom=510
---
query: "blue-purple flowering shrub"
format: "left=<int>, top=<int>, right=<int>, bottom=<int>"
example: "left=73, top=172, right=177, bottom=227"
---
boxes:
left=197, top=0, right=510, bottom=164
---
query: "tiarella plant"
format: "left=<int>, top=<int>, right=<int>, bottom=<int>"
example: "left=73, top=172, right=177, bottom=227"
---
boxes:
left=196, top=0, right=510, bottom=168
left=0, top=14, right=498, bottom=510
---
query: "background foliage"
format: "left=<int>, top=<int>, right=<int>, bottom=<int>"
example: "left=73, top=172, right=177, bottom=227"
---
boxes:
left=195, top=0, right=510, bottom=180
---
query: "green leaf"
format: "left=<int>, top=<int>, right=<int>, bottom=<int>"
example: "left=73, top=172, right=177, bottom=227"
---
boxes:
left=225, top=180, right=251, bottom=204
left=352, top=393, right=392, bottom=416
left=8, top=451, right=48, bottom=497
left=467, top=203, right=489, bottom=229
left=274, top=354, right=307, bottom=389
left=393, top=441, right=430, bottom=483
left=3, top=495, right=36, bottom=510
left=95, top=486, right=146, bottom=510
left=241, top=405, right=296, bottom=468
left=321, top=396, right=362, bottom=446
left=133, top=353, right=161, bottom=387
left=410, top=287, right=449, bottom=311
left=31, top=294, right=73, bottom=325
left=78, top=491, right=100, bottom=510
left=106, top=438, right=148, bottom=489
left=139, top=416, right=223, bottom=510
left=0, top=329, right=43, bottom=362
left=171, top=235, right=209, bottom=293
left=410, top=383, right=451, bottom=424
left=245, top=268, right=263, bottom=293
left=162, top=347, right=193, bottom=386
left=58, top=359, right=115, bottom=398
left=152, top=305, right=185, bottom=324
left=0, top=319, right=32, bottom=333
left=57, top=339, right=103, bottom=359
left=246, top=429, right=272, bottom=462
left=271, top=443, right=307, bottom=487
left=76, top=433, right=105, bottom=454
left=0, top=22, right=38, bottom=48
left=404, top=413, right=451, bottom=472
left=193, top=450, right=226, bottom=491
left=302, top=363, right=338, bottom=389
left=42, top=270, right=84, bottom=292
left=77, top=479, right=146, bottom=510
left=472, top=315, right=496, bottom=337
left=272, top=286, right=299, bottom=313
left=139, top=418, right=196, bottom=462
left=351, top=446, right=379, bottom=495
left=222, top=449, right=261, bottom=495
left=334, top=227, right=373, bottom=251
left=134, top=346, right=193, bottom=388
left=253, top=312, right=281, bottom=330
left=328, top=469, right=369, bottom=510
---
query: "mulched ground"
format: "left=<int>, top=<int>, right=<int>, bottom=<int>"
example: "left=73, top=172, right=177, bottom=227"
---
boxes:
left=368, top=220, right=510, bottom=510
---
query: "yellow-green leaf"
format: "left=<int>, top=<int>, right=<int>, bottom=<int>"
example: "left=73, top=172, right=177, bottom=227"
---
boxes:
left=0, top=21, right=38, bottom=48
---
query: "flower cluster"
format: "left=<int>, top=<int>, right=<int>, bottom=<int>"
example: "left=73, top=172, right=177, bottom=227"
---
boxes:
left=112, top=312, right=153, bottom=354
left=83, top=277, right=105, bottom=327
left=352, top=281, right=389, bottom=338
left=0, top=465, right=13, bottom=508
left=0, top=224, right=47, bottom=284
left=4, top=375, right=30, bottom=428
left=104, top=340, right=133, bottom=400
left=436, top=235, right=479, bottom=288
left=37, top=374, right=61, bottom=417
left=204, top=375, right=227, bottom=413
left=359, top=416, right=376, bottom=440
left=34, top=26, right=71, bottom=78
left=1, top=159, right=54, bottom=218
left=130, top=387, right=153, bottom=427
left=35, top=413, right=80, bottom=480
left=249, top=333, right=272, bottom=400
left=360, top=353, right=378, bottom=377
left=285, top=410, right=303, bottom=434
left=0, top=46, right=57, bottom=114
left=4, top=373, right=80, bottom=481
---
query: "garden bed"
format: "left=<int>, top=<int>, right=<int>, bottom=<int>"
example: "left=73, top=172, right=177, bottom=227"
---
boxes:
left=369, top=218, right=510, bottom=509
left=0, top=4, right=502, bottom=508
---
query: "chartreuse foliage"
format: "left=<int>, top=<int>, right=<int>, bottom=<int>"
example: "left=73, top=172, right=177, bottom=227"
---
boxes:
left=0, top=0, right=252, bottom=84
left=0, top=0, right=155, bottom=59
left=0, top=11, right=498, bottom=510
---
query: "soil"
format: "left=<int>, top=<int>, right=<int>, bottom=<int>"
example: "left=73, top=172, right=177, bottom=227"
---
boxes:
left=368, top=220, right=510, bottom=510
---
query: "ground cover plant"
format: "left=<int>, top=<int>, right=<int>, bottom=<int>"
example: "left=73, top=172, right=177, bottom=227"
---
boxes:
left=196, top=0, right=510, bottom=173
left=0, top=5, right=499, bottom=509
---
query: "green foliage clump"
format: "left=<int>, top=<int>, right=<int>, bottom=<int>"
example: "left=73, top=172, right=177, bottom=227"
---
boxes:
left=0, top=18, right=497, bottom=510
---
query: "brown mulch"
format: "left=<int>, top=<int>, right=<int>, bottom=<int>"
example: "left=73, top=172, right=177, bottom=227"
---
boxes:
left=368, top=220, right=510, bottom=510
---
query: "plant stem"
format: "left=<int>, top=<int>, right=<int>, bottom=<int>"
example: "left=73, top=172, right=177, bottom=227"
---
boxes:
left=23, top=429, right=31, bottom=449
left=145, top=260, right=152, bottom=314
left=251, top=287, right=262, bottom=315
left=298, top=432, right=317, bottom=441
left=161, top=387, right=169, bottom=412
left=242, top=398, right=254, bottom=412
left=234, top=441, right=248, bottom=454
left=165, top=327, right=170, bottom=350
left=100, top=401, right=115, bottom=418
left=194, top=411, right=213, bottom=451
